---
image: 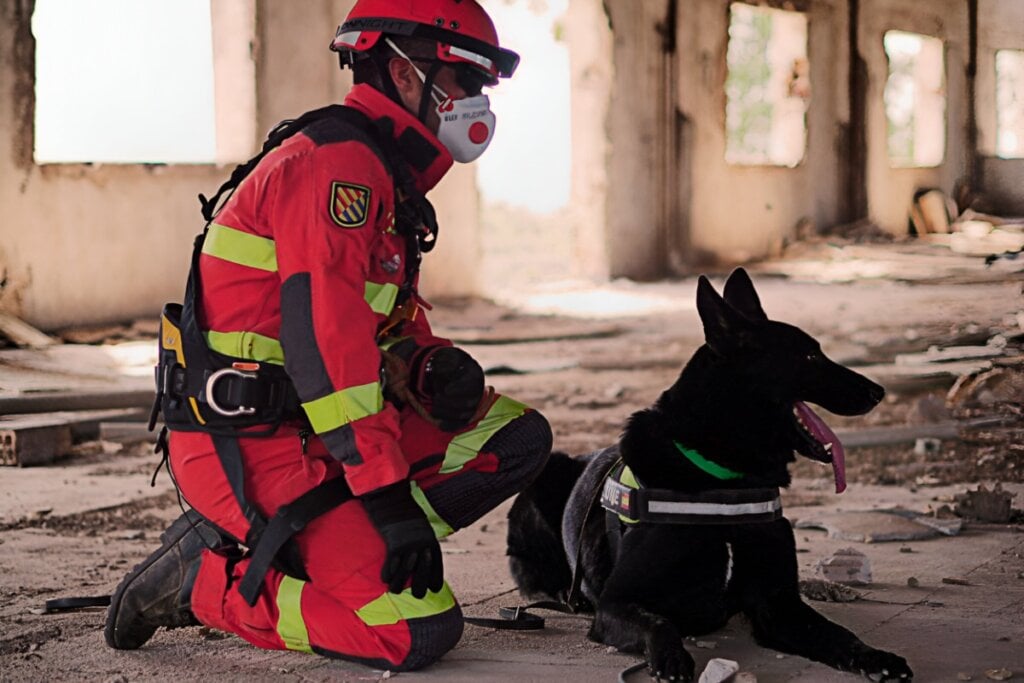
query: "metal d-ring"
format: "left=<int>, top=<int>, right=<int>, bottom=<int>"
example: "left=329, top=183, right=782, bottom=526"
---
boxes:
left=205, top=367, right=258, bottom=417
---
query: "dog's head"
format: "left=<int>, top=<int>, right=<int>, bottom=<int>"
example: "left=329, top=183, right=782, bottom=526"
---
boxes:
left=681, top=268, right=884, bottom=492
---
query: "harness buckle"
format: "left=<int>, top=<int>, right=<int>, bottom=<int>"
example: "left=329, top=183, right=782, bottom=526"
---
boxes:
left=206, top=367, right=259, bottom=417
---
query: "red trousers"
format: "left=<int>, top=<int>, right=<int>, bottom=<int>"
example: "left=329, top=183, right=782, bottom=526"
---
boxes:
left=170, top=394, right=549, bottom=671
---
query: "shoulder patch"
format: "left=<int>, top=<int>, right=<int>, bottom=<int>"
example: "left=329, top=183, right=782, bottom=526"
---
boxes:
left=330, top=181, right=371, bottom=229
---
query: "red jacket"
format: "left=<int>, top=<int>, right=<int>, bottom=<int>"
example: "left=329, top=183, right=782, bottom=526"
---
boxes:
left=196, top=85, right=455, bottom=496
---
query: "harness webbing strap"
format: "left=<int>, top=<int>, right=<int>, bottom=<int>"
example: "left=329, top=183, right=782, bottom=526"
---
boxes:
left=211, top=434, right=356, bottom=607
left=238, top=476, right=354, bottom=607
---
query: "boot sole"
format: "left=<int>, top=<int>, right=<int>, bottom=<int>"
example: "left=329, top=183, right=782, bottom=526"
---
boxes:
left=104, top=511, right=204, bottom=650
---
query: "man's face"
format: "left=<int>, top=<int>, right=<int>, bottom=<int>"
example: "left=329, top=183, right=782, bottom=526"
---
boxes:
left=389, top=58, right=484, bottom=134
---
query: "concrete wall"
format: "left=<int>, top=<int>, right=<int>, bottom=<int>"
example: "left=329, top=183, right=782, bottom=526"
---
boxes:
left=0, top=0, right=480, bottom=330
left=861, top=0, right=969, bottom=233
left=976, top=0, right=1024, bottom=215
left=566, top=0, right=613, bottom=281
left=677, top=0, right=848, bottom=265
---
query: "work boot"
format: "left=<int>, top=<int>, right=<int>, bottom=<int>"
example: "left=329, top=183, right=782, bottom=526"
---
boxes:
left=105, top=510, right=223, bottom=649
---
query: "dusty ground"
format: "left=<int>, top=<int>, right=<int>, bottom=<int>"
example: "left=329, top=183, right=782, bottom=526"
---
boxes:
left=2, top=238, right=1024, bottom=682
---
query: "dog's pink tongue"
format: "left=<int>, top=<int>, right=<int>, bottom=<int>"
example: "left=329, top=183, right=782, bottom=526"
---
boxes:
left=795, top=401, right=847, bottom=493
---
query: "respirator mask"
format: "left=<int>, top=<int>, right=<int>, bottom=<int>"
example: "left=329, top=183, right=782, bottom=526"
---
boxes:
left=386, top=38, right=496, bottom=164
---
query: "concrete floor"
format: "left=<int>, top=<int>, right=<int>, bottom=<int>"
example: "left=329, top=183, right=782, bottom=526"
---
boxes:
left=2, top=240, right=1024, bottom=682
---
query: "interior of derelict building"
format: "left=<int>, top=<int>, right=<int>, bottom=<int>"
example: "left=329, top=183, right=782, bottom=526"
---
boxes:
left=0, top=0, right=1022, bottom=331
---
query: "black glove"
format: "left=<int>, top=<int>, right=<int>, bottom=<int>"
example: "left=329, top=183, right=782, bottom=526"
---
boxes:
left=361, top=482, right=443, bottom=598
left=413, top=346, right=485, bottom=431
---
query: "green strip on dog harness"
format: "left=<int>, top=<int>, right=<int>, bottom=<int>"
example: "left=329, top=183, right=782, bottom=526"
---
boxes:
left=672, top=441, right=743, bottom=480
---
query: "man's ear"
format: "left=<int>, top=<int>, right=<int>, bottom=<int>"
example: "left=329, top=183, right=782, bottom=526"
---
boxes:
left=387, top=57, right=419, bottom=99
left=697, top=275, right=751, bottom=355
left=722, top=267, right=768, bottom=322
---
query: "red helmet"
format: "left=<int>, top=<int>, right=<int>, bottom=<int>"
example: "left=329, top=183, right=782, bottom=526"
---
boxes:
left=331, top=0, right=519, bottom=85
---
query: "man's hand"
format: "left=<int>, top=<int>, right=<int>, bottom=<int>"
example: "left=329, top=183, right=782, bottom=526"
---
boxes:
left=361, top=482, right=443, bottom=598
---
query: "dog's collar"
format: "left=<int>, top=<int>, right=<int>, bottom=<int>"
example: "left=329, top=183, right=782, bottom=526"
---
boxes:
left=672, top=441, right=744, bottom=480
left=600, top=460, right=782, bottom=526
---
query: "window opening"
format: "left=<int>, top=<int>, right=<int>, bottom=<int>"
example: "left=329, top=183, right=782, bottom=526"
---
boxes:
left=33, top=0, right=217, bottom=164
left=883, top=30, right=946, bottom=168
left=995, top=49, right=1024, bottom=159
left=725, top=2, right=809, bottom=167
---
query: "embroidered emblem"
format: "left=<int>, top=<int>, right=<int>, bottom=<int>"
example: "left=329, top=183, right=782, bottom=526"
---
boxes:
left=330, top=181, right=371, bottom=228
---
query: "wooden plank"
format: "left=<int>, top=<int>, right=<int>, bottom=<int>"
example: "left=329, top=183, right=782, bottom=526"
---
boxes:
left=834, top=416, right=1008, bottom=449
left=0, top=389, right=154, bottom=415
left=0, top=312, right=58, bottom=349
left=0, top=409, right=143, bottom=466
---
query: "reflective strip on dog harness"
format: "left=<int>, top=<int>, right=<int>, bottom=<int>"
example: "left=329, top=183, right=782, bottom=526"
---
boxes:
left=276, top=575, right=313, bottom=653
left=439, top=396, right=528, bottom=474
left=601, top=463, right=782, bottom=525
left=302, top=382, right=384, bottom=433
left=355, top=583, right=457, bottom=627
left=202, top=223, right=278, bottom=272
left=647, top=498, right=781, bottom=516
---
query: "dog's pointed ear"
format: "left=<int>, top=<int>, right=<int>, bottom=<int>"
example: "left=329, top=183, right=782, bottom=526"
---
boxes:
left=697, top=275, right=751, bottom=354
left=723, top=267, right=767, bottom=322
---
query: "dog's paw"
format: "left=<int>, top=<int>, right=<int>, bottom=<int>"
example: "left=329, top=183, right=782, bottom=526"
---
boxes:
left=851, top=649, right=913, bottom=681
left=645, top=634, right=695, bottom=682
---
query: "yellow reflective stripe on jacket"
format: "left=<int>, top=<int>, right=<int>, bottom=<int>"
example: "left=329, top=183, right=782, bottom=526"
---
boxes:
left=439, top=396, right=528, bottom=474
left=202, top=223, right=278, bottom=272
left=410, top=481, right=454, bottom=539
left=205, top=330, right=285, bottom=365
left=355, top=583, right=457, bottom=627
left=275, top=576, right=313, bottom=653
left=364, top=281, right=400, bottom=316
left=302, top=382, right=383, bottom=434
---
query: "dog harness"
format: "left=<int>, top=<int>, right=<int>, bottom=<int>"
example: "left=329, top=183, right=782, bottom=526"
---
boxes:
left=600, top=459, right=783, bottom=526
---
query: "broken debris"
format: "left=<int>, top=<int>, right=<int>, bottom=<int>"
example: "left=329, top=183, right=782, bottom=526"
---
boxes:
left=814, top=547, right=872, bottom=585
left=799, top=578, right=862, bottom=602
left=697, top=658, right=739, bottom=683
left=794, top=509, right=961, bottom=543
left=0, top=312, right=58, bottom=349
left=954, top=483, right=1017, bottom=523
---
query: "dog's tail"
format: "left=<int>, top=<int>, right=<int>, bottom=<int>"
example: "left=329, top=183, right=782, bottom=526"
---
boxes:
left=506, top=451, right=587, bottom=601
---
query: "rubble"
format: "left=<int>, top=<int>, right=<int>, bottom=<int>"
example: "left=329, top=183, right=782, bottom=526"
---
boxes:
left=794, top=509, right=961, bottom=543
left=954, top=484, right=1017, bottom=524
left=814, top=547, right=872, bottom=585
left=697, top=658, right=739, bottom=683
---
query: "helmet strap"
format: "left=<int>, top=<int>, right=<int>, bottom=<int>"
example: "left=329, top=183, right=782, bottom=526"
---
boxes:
left=370, top=52, right=407, bottom=109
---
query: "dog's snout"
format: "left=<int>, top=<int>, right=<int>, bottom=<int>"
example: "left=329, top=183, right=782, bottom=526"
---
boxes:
left=868, top=382, right=885, bottom=405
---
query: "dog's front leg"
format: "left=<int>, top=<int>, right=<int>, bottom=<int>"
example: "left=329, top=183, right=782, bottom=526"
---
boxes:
left=731, top=519, right=913, bottom=681
left=588, top=527, right=708, bottom=682
left=590, top=600, right=694, bottom=682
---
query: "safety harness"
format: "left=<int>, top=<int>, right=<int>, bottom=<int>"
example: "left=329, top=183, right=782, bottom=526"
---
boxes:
left=43, top=107, right=444, bottom=615
left=147, top=104, right=441, bottom=606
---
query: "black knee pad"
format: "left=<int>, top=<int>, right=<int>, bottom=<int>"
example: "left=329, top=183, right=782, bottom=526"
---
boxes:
left=484, top=409, right=553, bottom=484
left=399, top=603, right=465, bottom=671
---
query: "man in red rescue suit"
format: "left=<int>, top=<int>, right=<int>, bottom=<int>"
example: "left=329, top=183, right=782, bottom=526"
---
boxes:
left=104, top=0, right=551, bottom=671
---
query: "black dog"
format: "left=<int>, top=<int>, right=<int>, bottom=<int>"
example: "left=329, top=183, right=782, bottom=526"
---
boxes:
left=507, top=269, right=912, bottom=681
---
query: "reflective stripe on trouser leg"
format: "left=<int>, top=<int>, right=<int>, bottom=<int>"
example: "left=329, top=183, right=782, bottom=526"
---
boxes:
left=420, top=407, right=552, bottom=532
left=276, top=575, right=313, bottom=652
left=272, top=573, right=461, bottom=671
